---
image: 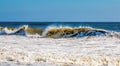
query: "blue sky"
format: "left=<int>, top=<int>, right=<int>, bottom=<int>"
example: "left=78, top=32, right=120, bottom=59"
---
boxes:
left=0, top=0, right=120, bottom=22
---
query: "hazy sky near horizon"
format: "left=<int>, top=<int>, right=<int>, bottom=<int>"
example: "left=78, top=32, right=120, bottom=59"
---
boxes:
left=0, top=0, right=120, bottom=22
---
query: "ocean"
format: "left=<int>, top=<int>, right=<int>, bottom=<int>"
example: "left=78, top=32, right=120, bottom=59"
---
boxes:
left=0, top=22, right=120, bottom=32
left=0, top=22, right=120, bottom=38
left=0, top=22, right=120, bottom=66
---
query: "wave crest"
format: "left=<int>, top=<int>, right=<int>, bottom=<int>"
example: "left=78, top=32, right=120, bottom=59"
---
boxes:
left=0, top=25, right=120, bottom=38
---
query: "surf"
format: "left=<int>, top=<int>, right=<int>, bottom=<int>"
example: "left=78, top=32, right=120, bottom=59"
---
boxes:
left=0, top=25, right=120, bottom=38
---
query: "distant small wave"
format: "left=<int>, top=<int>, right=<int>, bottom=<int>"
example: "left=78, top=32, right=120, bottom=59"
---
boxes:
left=0, top=25, right=120, bottom=38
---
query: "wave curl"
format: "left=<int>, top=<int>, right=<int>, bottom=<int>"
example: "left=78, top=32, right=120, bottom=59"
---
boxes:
left=0, top=25, right=120, bottom=38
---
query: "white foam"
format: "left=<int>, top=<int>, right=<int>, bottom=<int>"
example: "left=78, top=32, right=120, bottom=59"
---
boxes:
left=0, top=35, right=120, bottom=66
left=0, top=25, right=28, bottom=35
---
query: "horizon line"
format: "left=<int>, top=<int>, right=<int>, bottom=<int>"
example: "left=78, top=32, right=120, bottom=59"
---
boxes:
left=0, top=21, right=120, bottom=22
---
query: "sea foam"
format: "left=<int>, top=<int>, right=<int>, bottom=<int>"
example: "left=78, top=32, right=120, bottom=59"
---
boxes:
left=0, top=35, right=120, bottom=66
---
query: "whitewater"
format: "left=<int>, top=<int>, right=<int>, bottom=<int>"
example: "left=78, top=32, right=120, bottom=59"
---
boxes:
left=0, top=25, right=120, bottom=66
left=0, top=36, right=120, bottom=66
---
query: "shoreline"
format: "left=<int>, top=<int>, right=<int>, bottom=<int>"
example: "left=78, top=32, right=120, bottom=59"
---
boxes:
left=0, top=35, right=120, bottom=66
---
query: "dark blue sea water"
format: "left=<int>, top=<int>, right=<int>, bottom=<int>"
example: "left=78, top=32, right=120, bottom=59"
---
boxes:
left=0, top=22, right=120, bottom=32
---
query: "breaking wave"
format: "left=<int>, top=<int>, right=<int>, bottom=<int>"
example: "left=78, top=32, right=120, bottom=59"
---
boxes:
left=0, top=25, right=120, bottom=38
